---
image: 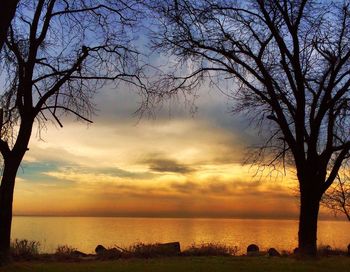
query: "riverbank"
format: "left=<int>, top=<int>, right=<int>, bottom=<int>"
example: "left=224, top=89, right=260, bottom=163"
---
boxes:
left=1, top=256, right=350, bottom=272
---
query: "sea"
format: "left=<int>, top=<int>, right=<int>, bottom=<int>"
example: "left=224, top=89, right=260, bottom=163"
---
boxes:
left=11, top=216, right=350, bottom=254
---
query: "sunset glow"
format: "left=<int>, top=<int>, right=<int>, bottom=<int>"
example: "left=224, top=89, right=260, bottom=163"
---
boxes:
left=12, top=85, right=324, bottom=220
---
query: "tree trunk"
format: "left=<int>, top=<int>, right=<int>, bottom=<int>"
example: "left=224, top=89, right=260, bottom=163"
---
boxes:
left=298, top=189, right=321, bottom=257
left=0, top=157, right=21, bottom=264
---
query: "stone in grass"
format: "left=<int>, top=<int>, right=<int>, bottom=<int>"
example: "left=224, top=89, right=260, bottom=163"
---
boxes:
left=247, top=244, right=259, bottom=256
left=322, top=245, right=332, bottom=256
left=95, top=245, right=107, bottom=255
left=157, top=242, right=181, bottom=256
left=267, top=248, right=281, bottom=257
left=95, top=245, right=122, bottom=259
left=293, top=247, right=299, bottom=255
left=102, top=248, right=122, bottom=259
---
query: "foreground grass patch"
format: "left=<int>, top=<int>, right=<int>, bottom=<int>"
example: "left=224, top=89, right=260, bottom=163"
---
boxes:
left=0, top=256, right=349, bottom=272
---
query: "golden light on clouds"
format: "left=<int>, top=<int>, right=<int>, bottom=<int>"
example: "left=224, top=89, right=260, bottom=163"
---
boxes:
left=10, top=86, right=336, bottom=220
left=11, top=112, right=307, bottom=219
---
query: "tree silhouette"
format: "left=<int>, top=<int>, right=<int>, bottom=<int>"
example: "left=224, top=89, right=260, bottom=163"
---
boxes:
left=148, top=0, right=350, bottom=256
left=0, top=0, right=145, bottom=262
left=322, top=172, right=350, bottom=221
left=0, top=0, right=19, bottom=52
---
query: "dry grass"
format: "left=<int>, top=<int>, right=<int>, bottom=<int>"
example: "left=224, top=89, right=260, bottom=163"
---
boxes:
left=317, top=245, right=348, bottom=257
left=115, top=243, right=179, bottom=258
left=54, top=245, right=78, bottom=260
left=181, top=243, right=239, bottom=256
left=8, top=239, right=349, bottom=262
left=10, top=239, right=40, bottom=260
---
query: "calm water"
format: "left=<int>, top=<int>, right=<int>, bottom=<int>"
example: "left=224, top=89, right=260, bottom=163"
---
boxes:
left=11, top=217, right=350, bottom=254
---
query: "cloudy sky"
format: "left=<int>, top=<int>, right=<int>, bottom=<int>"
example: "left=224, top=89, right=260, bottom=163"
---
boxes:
left=12, top=75, right=334, bottom=220
left=8, top=17, right=340, bottom=220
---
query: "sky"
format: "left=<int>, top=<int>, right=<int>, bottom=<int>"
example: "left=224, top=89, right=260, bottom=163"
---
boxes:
left=8, top=1, right=345, bottom=220
left=12, top=77, right=341, bottom=220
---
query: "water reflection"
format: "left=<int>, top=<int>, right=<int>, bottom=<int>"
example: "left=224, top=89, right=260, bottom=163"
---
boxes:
left=11, top=217, right=349, bottom=253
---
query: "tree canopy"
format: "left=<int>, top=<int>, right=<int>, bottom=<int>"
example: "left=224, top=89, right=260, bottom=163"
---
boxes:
left=0, top=0, right=146, bottom=262
left=147, top=0, right=350, bottom=256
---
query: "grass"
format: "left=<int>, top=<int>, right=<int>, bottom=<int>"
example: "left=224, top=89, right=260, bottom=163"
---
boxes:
left=10, top=239, right=40, bottom=260
left=126, top=242, right=176, bottom=258
left=54, top=245, right=80, bottom=260
left=181, top=243, right=239, bottom=256
left=55, top=245, right=77, bottom=256
left=0, top=256, right=350, bottom=272
left=4, top=240, right=349, bottom=271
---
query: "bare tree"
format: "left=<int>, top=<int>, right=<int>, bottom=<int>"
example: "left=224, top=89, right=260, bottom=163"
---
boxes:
left=0, top=0, right=19, bottom=52
left=0, top=0, right=145, bottom=262
left=147, top=0, right=350, bottom=256
left=322, top=171, right=350, bottom=221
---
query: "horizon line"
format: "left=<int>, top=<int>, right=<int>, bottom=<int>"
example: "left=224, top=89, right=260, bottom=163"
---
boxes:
left=12, top=214, right=347, bottom=222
